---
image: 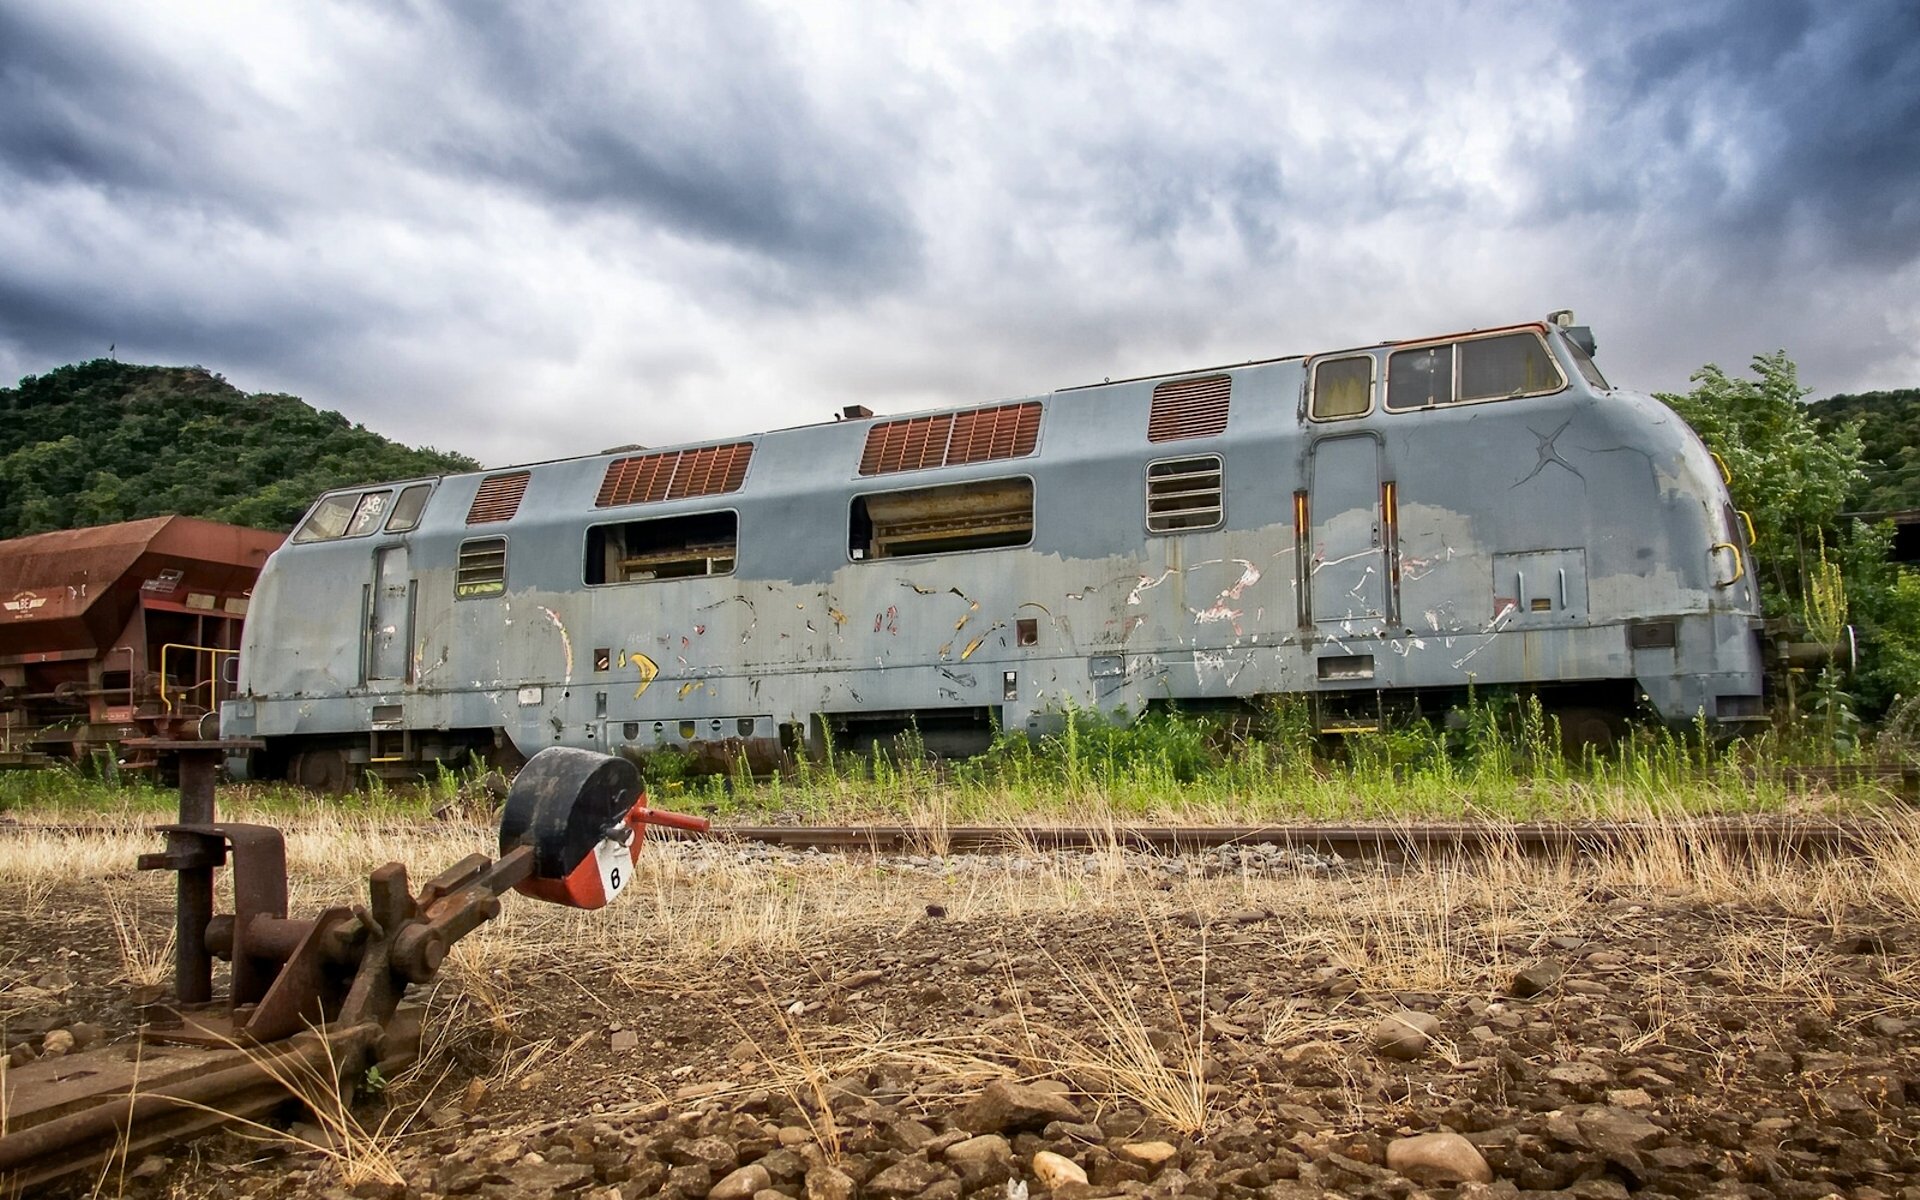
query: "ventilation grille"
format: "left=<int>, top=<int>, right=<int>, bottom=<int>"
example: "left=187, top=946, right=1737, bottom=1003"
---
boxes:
left=1148, top=375, right=1232, bottom=442
left=859, top=402, right=1041, bottom=476
left=596, top=443, right=755, bottom=508
left=466, top=472, right=531, bottom=524
left=455, top=537, right=507, bottom=598
left=1146, top=455, right=1224, bottom=533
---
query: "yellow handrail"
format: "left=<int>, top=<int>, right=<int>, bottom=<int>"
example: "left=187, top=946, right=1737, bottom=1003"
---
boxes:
left=1711, top=542, right=1745, bottom=588
left=158, top=644, right=239, bottom=713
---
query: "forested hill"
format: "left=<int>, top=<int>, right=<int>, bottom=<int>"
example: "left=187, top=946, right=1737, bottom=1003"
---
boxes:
left=1809, top=388, right=1920, bottom=514
left=0, top=360, right=480, bottom=540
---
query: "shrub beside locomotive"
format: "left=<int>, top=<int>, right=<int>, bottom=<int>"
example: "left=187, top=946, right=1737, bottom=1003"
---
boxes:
left=220, top=312, right=1766, bottom=786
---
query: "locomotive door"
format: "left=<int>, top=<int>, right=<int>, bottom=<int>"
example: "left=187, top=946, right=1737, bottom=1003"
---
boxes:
left=1309, top=434, right=1389, bottom=631
left=366, top=545, right=414, bottom=683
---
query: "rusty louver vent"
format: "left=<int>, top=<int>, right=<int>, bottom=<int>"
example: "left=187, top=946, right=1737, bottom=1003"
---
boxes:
left=1147, top=374, right=1232, bottom=443
left=466, top=471, right=531, bottom=524
left=595, top=442, right=754, bottom=508
left=859, top=401, right=1041, bottom=476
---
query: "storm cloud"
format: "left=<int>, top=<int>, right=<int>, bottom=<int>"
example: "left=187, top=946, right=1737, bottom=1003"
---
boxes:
left=0, top=0, right=1915, bottom=467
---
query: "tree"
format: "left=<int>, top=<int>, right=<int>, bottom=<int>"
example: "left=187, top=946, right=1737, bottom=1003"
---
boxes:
left=1658, top=352, right=1864, bottom=618
left=1661, top=352, right=1920, bottom=723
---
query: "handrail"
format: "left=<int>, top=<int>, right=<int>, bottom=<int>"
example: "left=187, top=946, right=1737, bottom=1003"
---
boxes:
left=1711, top=542, right=1745, bottom=588
left=158, top=644, right=239, bottom=713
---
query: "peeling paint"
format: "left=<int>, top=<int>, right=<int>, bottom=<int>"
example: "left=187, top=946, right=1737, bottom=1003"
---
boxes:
left=960, top=636, right=986, bottom=660
left=1128, top=570, right=1174, bottom=605
left=631, top=653, right=659, bottom=699
left=537, top=606, right=574, bottom=684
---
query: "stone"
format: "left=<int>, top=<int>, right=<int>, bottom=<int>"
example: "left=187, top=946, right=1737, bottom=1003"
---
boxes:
left=1546, top=1062, right=1611, bottom=1087
left=777, top=1126, right=814, bottom=1147
left=67, top=1022, right=105, bottom=1050
left=1118, top=1142, right=1180, bottom=1169
left=612, top=1030, right=641, bottom=1053
left=1510, top=960, right=1565, bottom=998
left=461, top=1078, right=490, bottom=1114
left=1033, top=1150, right=1090, bottom=1190
left=39, top=1029, right=74, bottom=1057
left=865, top=1157, right=954, bottom=1197
left=1386, top=1134, right=1493, bottom=1186
left=1605, top=1088, right=1655, bottom=1109
left=711, top=1165, right=773, bottom=1200
left=806, top=1164, right=856, bottom=1200
left=958, top=1079, right=1085, bottom=1133
left=1370, top=1011, right=1441, bottom=1061
left=679, top=1137, right=741, bottom=1173
left=507, top=1160, right=596, bottom=1193
left=1278, top=1041, right=1339, bottom=1066
left=1042, top=1121, right=1106, bottom=1145
left=944, top=1134, right=1016, bottom=1186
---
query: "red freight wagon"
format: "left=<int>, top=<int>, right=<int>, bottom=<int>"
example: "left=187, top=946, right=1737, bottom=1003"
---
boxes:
left=0, top=516, right=283, bottom=771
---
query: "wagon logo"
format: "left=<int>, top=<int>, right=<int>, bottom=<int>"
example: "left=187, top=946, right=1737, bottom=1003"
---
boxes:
left=4, top=590, right=47, bottom=618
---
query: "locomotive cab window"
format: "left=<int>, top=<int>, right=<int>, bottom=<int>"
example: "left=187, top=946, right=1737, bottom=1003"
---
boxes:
left=1387, top=331, right=1566, bottom=411
left=1458, top=332, right=1565, bottom=401
left=1311, top=356, right=1374, bottom=420
left=384, top=483, right=433, bottom=533
left=293, top=492, right=359, bottom=543
left=850, top=478, right=1034, bottom=560
left=586, top=511, right=738, bottom=584
left=344, top=490, right=392, bottom=537
left=1387, top=344, right=1455, bottom=409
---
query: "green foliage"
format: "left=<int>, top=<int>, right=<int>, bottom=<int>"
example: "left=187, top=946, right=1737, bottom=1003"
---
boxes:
left=1658, top=352, right=1864, bottom=616
left=1809, top=387, right=1920, bottom=512
left=0, top=359, right=479, bottom=538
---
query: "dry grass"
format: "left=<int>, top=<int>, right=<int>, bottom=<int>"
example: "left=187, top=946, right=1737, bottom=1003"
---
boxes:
left=5, top=802, right=1920, bottom=1149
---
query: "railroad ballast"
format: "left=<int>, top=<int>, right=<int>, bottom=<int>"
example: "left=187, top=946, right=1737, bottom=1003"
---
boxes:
left=220, top=312, right=1767, bottom=786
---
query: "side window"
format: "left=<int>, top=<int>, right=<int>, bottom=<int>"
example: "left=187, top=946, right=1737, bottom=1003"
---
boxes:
left=586, top=512, right=738, bottom=584
left=1387, top=344, right=1455, bottom=410
left=385, top=484, right=433, bottom=533
left=1458, top=332, right=1565, bottom=401
left=850, top=479, right=1034, bottom=560
left=456, top=537, right=507, bottom=598
left=293, top=493, right=358, bottom=543
left=1311, top=356, right=1374, bottom=420
left=1146, top=456, right=1224, bottom=533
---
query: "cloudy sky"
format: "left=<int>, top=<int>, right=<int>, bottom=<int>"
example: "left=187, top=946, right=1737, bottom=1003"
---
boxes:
left=2, top=1, right=1917, bottom=467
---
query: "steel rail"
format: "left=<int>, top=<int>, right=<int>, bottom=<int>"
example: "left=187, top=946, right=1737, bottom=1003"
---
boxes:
left=0, top=814, right=1895, bottom=859
left=684, top=818, right=1878, bottom=858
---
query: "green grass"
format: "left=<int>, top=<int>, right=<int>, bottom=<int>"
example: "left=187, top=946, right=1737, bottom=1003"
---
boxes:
left=1, top=696, right=1906, bottom=823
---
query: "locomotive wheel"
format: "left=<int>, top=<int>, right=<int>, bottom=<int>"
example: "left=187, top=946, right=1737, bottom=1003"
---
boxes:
left=289, top=748, right=353, bottom=795
left=499, top=747, right=643, bottom=880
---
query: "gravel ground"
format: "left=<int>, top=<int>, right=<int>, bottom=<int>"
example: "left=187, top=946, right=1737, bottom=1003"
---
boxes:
left=5, top=836, right=1920, bottom=1200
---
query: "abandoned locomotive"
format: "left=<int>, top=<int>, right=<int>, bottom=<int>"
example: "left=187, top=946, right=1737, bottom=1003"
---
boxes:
left=220, top=312, right=1765, bottom=787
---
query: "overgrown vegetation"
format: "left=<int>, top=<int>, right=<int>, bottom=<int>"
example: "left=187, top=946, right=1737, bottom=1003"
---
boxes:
left=3, top=694, right=1907, bottom=825
left=1662, top=354, right=1920, bottom=722
left=0, top=359, right=477, bottom=538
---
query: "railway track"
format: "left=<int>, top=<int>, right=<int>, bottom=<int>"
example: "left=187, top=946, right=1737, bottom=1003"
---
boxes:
left=0, top=814, right=1889, bottom=860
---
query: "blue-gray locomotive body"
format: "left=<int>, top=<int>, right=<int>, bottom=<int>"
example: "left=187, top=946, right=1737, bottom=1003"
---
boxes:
left=222, top=315, right=1765, bottom=785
